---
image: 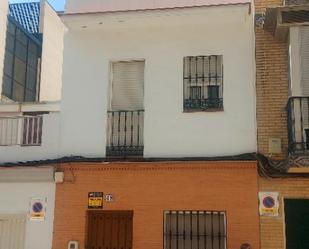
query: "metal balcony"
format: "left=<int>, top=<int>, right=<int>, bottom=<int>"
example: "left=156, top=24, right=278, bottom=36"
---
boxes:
left=287, top=96, right=309, bottom=153
left=0, top=116, right=43, bottom=146
left=106, top=110, right=144, bottom=158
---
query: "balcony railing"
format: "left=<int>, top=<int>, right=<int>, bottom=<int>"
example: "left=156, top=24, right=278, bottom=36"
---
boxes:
left=287, top=96, right=309, bottom=153
left=0, top=116, right=43, bottom=146
left=106, top=110, right=144, bottom=157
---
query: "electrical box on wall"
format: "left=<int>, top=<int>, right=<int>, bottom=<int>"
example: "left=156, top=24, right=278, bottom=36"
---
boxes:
left=68, top=241, right=78, bottom=249
left=54, top=171, right=64, bottom=183
left=268, top=138, right=282, bottom=154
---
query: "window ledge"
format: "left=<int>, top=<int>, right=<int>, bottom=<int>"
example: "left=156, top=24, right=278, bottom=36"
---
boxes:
left=183, top=108, right=224, bottom=113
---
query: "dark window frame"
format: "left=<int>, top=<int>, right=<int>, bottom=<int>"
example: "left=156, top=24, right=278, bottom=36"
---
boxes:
left=2, top=16, right=41, bottom=103
left=183, top=55, right=224, bottom=112
left=164, top=210, right=227, bottom=249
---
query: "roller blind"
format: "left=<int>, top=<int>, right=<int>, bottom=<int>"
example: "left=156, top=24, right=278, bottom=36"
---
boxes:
left=111, top=61, right=144, bottom=111
left=301, top=27, right=309, bottom=95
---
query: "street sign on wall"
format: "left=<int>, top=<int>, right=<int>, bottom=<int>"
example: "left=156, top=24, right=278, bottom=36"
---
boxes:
left=259, top=192, right=279, bottom=216
left=88, top=192, right=103, bottom=209
left=29, top=198, right=46, bottom=221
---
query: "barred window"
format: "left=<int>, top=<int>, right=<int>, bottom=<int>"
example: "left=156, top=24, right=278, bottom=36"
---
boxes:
left=164, top=211, right=227, bottom=249
left=183, top=56, right=223, bottom=111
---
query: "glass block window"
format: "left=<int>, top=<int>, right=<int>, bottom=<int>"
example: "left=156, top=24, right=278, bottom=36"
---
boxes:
left=164, top=211, right=227, bottom=249
left=2, top=17, right=41, bottom=102
left=183, top=56, right=223, bottom=111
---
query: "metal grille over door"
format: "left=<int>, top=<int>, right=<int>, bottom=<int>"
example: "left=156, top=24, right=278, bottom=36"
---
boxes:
left=86, top=211, right=133, bottom=249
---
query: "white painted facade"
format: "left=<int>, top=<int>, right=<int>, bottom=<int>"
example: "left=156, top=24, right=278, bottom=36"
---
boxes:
left=59, top=4, right=256, bottom=158
left=39, top=1, right=65, bottom=102
left=0, top=0, right=63, bottom=102
left=0, top=1, right=8, bottom=98
left=0, top=167, right=55, bottom=249
left=0, top=102, right=61, bottom=163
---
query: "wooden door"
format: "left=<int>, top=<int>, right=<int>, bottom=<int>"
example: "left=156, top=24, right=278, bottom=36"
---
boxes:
left=86, top=211, right=133, bottom=249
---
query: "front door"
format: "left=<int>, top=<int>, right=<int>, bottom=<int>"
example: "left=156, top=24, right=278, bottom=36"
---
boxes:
left=285, top=199, right=309, bottom=249
left=86, top=211, right=133, bottom=249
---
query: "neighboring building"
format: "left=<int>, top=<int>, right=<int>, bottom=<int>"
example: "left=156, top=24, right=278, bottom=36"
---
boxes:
left=256, top=0, right=309, bottom=248
left=51, top=1, right=259, bottom=249
left=0, top=0, right=63, bottom=163
left=0, top=1, right=64, bottom=249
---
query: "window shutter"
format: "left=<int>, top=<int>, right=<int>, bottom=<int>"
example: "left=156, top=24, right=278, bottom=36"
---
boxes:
left=301, top=27, right=309, bottom=95
left=111, top=61, right=144, bottom=111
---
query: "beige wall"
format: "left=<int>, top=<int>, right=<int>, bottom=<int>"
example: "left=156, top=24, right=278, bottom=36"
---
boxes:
left=259, top=177, right=309, bottom=249
left=0, top=1, right=8, bottom=99
left=39, top=1, right=64, bottom=102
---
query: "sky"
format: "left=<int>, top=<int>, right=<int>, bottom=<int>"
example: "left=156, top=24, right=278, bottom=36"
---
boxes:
left=9, top=0, right=65, bottom=11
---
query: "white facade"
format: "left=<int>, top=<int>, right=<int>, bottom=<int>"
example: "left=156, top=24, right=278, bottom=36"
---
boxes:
left=0, top=167, right=55, bottom=249
left=0, top=1, right=8, bottom=98
left=59, top=4, right=256, bottom=158
left=0, top=0, right=63, bottom=102
left=39, top=1, right=65, bottom=102
left=0, top=102, right=61, bottom=163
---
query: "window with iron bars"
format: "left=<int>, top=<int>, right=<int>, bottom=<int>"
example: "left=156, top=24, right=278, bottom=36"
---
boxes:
left=164, top=211, right=227, bottom=249
left=183, top=56, right=223, bottom=111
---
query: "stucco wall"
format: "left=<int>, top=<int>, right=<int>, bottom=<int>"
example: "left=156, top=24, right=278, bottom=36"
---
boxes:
left=64, top=0, right=251, bottom=13
left=0, top=167, right=55, bottom=249
left=53, top=161, right=259, bottom=249
left=0, top=112, right=61, bottom=163
left=39, top=1, right=64, bottom=102
left=0, top=1, right=8, bottom=99
left=60, top=5, right=256, bottom=158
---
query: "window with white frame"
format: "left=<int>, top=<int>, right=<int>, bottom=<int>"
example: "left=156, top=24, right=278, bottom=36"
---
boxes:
left=164, top=211, right=227, bottom=249
left=183, top=56, right=223, bottom=111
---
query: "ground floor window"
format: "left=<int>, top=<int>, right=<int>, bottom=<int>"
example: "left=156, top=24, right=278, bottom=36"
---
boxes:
left=164, top=211, right=227, bottom=249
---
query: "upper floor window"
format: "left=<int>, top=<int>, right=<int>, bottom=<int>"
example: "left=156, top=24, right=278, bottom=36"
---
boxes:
left=183, top=55, right=223, bottom=111
left=2, top=18, right=41, bottom=102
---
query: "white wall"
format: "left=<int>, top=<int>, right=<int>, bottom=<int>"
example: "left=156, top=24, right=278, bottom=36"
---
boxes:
left=0, top=112, right=61, bottom=163
left=39, top=1, right=64, bottom=101
left=0, top=1, right=8, bottom=99
left=65, top=0, right=250, bottom=14
left=0, top=167, right=55, bottom=249
left=60, top=5, right=256, bottom=158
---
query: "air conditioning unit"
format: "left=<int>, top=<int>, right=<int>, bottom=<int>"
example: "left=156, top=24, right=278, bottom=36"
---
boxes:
left=68, top=241, right=78, bottom=249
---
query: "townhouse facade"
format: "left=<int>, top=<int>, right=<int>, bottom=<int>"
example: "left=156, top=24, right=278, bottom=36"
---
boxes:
left=51, top=1, right=259, bottom=249
left=255, top=0, right=309, bottom=248
left=0, top=1, right=63, bottom=249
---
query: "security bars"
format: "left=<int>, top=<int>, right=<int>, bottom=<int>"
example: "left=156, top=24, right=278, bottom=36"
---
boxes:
left=183, top=56, right=223, bottom=111
left=106, top=110, right=144, bottom=157
left=0, top=116, right=43, bottom=146
left=164, top=211, right=227, bottom=249
left=287, top=97, right=309, bottom=153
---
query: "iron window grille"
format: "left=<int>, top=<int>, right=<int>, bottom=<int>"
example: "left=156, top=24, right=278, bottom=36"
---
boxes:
left=183, top=56, right=223, bottom=111
left=164, top=211, right=227, bottom=249
left=2, top=16, right=41, bottom=102
left=106, top=110, right=144, bottom=157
